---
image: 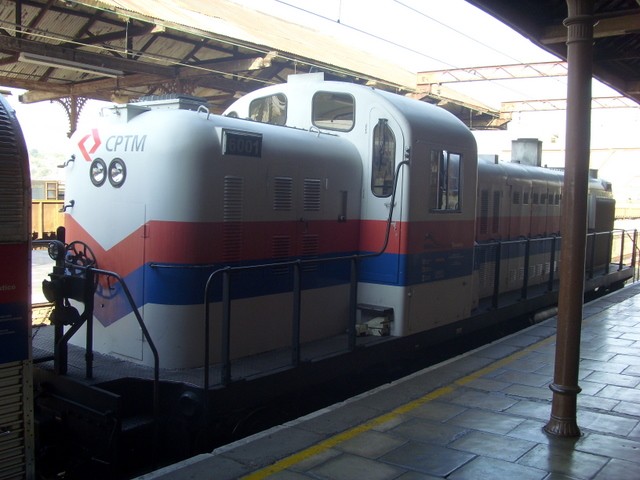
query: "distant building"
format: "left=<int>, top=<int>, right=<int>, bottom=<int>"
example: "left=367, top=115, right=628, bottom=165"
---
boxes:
left=32, top=180, right=64, bottom=200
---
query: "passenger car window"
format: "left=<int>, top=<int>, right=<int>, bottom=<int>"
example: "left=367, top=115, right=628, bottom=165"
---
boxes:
left=312, top=92, right=354, bottom=131
left=429, top=150, right=461, bottom=211
left=371, top=119, right=395, bottom=197
left=249, top=93, right=287, bottom=125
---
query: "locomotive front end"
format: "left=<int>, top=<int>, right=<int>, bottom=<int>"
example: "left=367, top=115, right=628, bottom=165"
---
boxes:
left=57, top=96, right=363, bottom=369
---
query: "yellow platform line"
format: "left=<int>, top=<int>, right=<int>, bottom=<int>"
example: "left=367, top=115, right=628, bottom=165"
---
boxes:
left=241, top=333, right=557, bottom=479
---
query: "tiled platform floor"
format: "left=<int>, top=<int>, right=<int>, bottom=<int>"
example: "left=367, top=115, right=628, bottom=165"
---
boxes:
left=137, top=283, right=640, bottom=480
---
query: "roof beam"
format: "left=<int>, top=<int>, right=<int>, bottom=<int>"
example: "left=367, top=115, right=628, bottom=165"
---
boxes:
left=502, top=96, right=639, bottom=112
left=0, top=35, right=176, bottom=77
left=541, top=12, right=640, bottom=44
left=411, top=83, right=501, bottom=116
left=417, top=62, right=568, bottom=84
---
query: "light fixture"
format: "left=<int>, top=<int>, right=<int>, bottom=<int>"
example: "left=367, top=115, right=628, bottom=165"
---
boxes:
left=108, top=158, right=126, bottom=188
left=18, top=52, right=123, bottom=78
left=90, top=158, right=107, bottom=186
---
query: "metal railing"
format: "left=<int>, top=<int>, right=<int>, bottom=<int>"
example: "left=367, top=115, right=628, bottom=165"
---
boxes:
left=201, top=159, right=411, bottom=390
left=475, top=228, right=636, bottom=310
left=32, top=239, right=161, bottom=462
left=202, top=255, right=360, bottom=390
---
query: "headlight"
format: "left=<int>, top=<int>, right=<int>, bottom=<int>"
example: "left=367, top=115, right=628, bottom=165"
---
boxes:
left=90, top=158, right=107, bottom=186
left=108, top=158, right=127, bottom=188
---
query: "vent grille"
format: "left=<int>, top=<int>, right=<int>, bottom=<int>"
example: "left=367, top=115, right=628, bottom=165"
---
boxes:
left=0, top=362, right=30, bottom=480
left=0, top=98, right=28, bottom=242
left=223, top=176, right=243, bottom=262
left=303, top=179, right=321, bottom=211
left=492, top=190, right=500, bottom=234
left=272, top=235, right=291, bottom=259
left=479, top=190, right=489, bottom=235
left=301, top=234, right=319, bottom=256
left=273, top=177, right=293, bottom=211
left=513, top=191, right=521, bottom=205
left=271, top=235, right=291, bottom=275
left=223, top=176, right=243, bottom=222
left=301, top=234, right=319, bottom=272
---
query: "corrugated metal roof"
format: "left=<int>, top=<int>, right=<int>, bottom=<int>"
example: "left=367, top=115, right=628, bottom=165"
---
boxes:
left=467, top=0, right=640, bottom=105
left=0, top=0, right=416, bottom=116
left=0, top=0, right=636, bottom=132
left=85, top=0, right=416, bottom=87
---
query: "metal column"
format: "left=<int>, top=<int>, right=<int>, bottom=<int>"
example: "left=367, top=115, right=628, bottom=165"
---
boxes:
left=544, top=0, right=594, bottom=437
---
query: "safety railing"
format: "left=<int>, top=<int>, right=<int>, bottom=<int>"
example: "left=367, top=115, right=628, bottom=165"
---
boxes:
left=32, top=241, right=160, bottom=403
left=202, top=229, right=637, bottom=389
left=202, top=159, right=410, bottom=390
left=91, top=267, right=160, bottom=423
left=202, top=255, right=360, bottom=390
left=33, top=239, right=162, bottom=467
left=475, top=229, right=636, bottom=310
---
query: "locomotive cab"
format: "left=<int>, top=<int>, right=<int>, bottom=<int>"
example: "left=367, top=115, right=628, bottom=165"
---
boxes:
left=226, top=73, right=479, bottom=337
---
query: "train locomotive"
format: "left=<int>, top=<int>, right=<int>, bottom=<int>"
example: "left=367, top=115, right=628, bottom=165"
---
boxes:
left=32, top=73, right=634, bottom=476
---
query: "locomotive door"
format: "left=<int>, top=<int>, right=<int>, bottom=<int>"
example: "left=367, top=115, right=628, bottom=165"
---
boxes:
left=362, top=109, right=405, bottom=284
left=94, top=202, right=145, bottom=361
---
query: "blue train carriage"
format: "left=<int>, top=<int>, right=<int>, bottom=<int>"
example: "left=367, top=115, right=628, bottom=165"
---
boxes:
left=0, top=95, right=34, bottom=478
left=226, top=73, right=479, bottom=339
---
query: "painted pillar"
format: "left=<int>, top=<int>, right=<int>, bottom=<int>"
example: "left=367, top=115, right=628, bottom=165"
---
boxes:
left=544, top=0, right=594, bottom=437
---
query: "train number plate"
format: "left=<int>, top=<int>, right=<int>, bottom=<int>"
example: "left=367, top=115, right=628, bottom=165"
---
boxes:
left=223, top=130, right=262, bottom=158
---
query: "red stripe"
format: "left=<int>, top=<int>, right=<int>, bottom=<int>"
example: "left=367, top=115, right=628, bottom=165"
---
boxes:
left=66, top=216, right=361, bottom=274
left=66, top=215, right=480, bottom=276
left=66, top=215, right=145, bottom=278
left=404, top=219, right=476, bottom=254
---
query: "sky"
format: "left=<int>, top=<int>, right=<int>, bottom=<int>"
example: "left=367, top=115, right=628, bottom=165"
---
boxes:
left=4, top=0, right=640, bottom=198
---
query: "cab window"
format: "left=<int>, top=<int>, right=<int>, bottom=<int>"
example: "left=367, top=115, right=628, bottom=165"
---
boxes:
left=249, top=93, right=287, bottom=125
left=312, top=92, right=354, bottom=131
left=371, top=119, right=395, bottom=197
left=429, top=150, right=461, bottom=211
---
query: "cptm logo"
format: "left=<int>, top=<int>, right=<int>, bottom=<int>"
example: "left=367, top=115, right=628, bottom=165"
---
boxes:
left=78, top=128, right=101, bottom=162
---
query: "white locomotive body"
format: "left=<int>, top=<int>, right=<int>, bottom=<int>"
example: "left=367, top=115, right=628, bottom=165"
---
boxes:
left=61, top=74, right=617, bottom=370
left=35, top=73, right=633, bottom=478
left=66, top=94, right=363, bottom=367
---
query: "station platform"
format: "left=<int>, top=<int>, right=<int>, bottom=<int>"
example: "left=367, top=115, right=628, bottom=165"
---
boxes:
left=136, top=282, right=640, bottom=480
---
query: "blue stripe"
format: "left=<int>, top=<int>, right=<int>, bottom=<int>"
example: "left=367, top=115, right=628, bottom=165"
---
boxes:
left=0, top=303, right=28, bottom=362
left=404, top=249, right=474, bottom=284
left=474, top=238, right=561, bottom=270
left=94, top=255, right=355, bottom=326
left=93, top=249, right=479, bottom=326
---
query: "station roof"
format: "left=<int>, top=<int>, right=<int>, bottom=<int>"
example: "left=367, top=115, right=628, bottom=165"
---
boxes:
left=0, top=1, right=637, bottom=129
left=466, top=0, right=640, bottom=106
left=0, top=0, right=416, bottom=111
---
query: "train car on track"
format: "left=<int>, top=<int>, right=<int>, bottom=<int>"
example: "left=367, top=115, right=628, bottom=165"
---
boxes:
left=32, top=74, right=635, bottom=478
left=0, top=95, right=34, bottom=479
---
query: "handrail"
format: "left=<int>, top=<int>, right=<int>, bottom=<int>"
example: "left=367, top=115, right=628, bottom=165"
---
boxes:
left=203, top=225, right=636, bottom=390
left=86, top=266, right=161, bottom=468
left=202, top=160, right=410, bottom=390
left=475, top=228, right=635, bottom=310
left=42, top=262, right=161, bottom=465
left=202, top=254, right=361, bottom=389
left=90, top=267, right=160, bottom=421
